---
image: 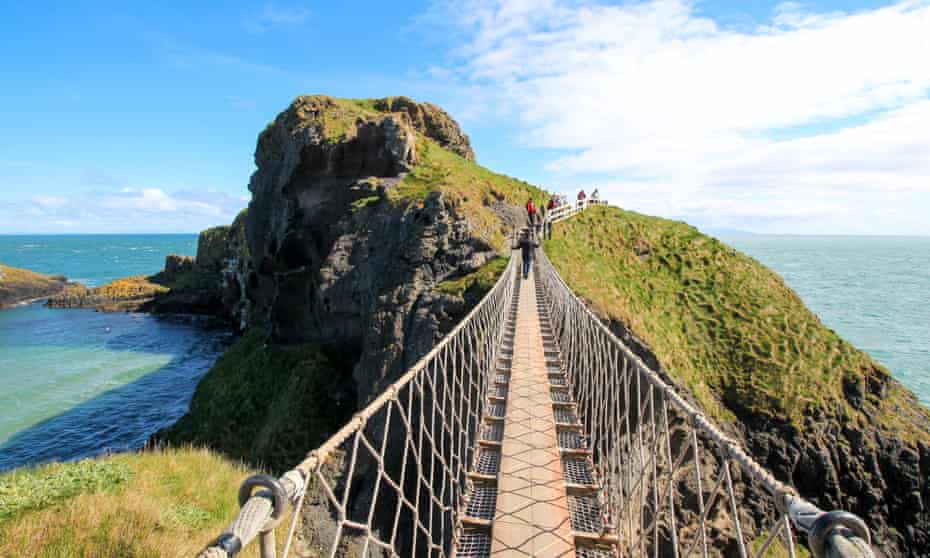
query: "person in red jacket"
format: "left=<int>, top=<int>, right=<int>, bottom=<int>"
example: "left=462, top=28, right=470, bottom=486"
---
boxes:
left=526, top=198, right=537, bottom=230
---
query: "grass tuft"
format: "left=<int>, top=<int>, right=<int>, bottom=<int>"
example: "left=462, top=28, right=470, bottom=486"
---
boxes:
left=0, top=460, right=132, bottom=521
left=160, top=329, right=355, bottom=473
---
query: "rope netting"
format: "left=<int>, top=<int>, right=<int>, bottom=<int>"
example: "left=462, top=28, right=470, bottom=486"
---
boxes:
left=198, top=256, right=517, bottom=558
left=535, top=249, right=873, bottom=558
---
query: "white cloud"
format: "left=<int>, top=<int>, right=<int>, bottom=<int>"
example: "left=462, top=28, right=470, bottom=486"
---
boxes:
left=431, top=0, right=930, bottom=234
left=31, top=195, right=68, bottom=210
left=243, top=4, right=311, bottom=34
left=1, top=187, right=244, bottom=234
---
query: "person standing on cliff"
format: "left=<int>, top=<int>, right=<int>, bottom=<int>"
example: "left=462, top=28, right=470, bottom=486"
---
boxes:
left=518, top=231, right=535, bottom=279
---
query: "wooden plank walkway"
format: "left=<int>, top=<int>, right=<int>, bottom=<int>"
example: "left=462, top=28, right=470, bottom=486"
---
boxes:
left=490, top=268, right=576, bottom=557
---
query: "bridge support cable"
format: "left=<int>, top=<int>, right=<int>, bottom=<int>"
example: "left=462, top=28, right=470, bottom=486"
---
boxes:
left=198, top=256, right=518, bottom=558
left=534, top=249, right=875, bottom=558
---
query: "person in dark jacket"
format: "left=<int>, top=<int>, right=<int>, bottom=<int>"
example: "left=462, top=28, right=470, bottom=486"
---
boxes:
left=518, top=231, right=535, bottom=279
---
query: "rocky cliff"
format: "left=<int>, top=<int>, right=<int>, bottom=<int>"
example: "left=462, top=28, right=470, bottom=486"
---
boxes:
left=240, top=95, right=535, bottom=395
left=162, top=95, right=543, bottom=468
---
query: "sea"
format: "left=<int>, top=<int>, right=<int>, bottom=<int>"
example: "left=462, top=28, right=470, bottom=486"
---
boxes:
left=723, top=234, right=930, bottom=407
left=0, top=235, right=232, bottom=472
left=0, top=234, right=928, bottom=472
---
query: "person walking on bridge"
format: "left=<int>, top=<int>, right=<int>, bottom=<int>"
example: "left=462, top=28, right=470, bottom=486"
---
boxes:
left=518, top=231, right=535, bottom=279
left=525, top=197, right=537, bottom=233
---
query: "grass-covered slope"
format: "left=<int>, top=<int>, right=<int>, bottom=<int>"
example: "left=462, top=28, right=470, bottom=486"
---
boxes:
left=160, top=329, right=355, bottom=473
left=392, top=136, right=546, bottom=248
left=544, top=206, right=930, bottom=439
left=0, top=448, right=279, bottom=557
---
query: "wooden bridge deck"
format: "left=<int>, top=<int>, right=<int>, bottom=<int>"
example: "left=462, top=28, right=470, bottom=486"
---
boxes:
left=490, top=269, right=576, bottom=557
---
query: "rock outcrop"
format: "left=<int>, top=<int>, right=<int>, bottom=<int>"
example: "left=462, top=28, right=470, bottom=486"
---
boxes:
left=240, top=94, right=509, bottom=398
left=0, top=264, right=68, bottom=308
left=373, top=96, right=476, bottom=161
left=47, top=276, right=168, bottom=312
left=162, top=95, right=543, bottom=472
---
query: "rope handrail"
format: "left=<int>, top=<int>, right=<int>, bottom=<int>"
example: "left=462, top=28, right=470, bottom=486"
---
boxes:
left=534, top=248, right=874, bottom=558
left=198, top=255, right=518, bottom=558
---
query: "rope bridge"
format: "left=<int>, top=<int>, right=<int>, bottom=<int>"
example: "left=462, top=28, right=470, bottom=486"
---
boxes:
left=199, top=233, right=873, bottom=558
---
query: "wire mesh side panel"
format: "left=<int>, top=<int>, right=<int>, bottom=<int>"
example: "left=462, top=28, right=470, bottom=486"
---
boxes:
left=536, top=251, right=803, bottom=558
left=303, top=258, right=517, bottom=558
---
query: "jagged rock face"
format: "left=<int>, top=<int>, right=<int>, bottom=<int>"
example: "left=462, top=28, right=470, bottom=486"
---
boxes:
left=746, top=415, right=930, bottom=556
left=374, top=96, right=476, bottom=161
left=240, top=95, right=495, bottom=399
left=606, top=316, right=929, bottom=557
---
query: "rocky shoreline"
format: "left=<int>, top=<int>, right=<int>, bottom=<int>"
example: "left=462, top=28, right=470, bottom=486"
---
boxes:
left=0, top=264, right=69, bottom=308
left=42, top=216, right=247, bottom=322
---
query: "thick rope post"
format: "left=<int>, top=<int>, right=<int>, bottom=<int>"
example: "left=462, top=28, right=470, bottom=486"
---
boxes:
left=197, top=472, right=303, bottom=558
left=787, top=496, right=875, bottom=558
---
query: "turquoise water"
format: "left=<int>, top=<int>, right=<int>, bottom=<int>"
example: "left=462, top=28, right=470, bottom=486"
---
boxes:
left=724, top=235, right=930, bottom=407
left=0, top=235, right=229, bottom=471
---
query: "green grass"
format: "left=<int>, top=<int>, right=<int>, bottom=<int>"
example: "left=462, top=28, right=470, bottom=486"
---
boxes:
left=0, top=460, right=132, bottom=521
left=0, top=447, right=281, bottom=557
left=438, top=256, right=510, bottom=299
left=160, top=329, right=355, bottom=473
left=544, top=206, right=930, bottom=440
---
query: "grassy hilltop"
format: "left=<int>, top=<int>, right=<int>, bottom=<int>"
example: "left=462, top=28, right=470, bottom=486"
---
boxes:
left=544, top=205, right=930, bottom=437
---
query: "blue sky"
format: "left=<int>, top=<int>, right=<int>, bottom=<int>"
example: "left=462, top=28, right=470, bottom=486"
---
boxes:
left=1, top=1, right=928, bottom=234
